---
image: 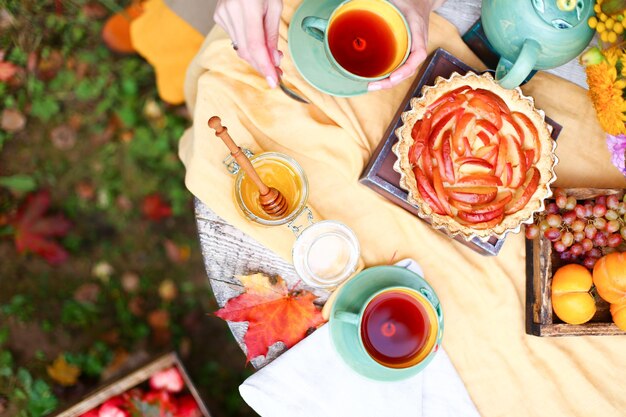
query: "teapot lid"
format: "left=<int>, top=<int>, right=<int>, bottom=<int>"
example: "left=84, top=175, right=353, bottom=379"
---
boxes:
left=532, top=0, right=591, bottom=29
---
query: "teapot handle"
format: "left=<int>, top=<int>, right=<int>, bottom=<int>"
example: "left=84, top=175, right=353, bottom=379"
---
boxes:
left=495, top=39, right=540, bottom=89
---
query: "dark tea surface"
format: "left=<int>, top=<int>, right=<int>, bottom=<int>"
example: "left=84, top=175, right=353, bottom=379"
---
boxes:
left=361, top=290, right=430, bottom=367
left=328, top=10, right=397, bottom=78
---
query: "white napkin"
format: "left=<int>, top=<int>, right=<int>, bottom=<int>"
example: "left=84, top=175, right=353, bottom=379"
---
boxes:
left=239, top=259, right=481, bottom=417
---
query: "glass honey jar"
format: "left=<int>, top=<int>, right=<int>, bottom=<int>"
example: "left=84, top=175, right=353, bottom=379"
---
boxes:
left=227, top=150, right=360, bottom=289
left=234, top=152, right=308, bottom=226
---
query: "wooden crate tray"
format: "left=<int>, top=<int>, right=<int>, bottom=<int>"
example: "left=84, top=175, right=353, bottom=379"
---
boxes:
left=526, top=188, right=626, bottom=336
left=52, top=353, right=212, bottom=416
left=360, top=48, right=562, bottom=256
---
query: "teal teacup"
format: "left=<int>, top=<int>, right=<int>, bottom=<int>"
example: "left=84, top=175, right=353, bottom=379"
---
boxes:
left=329, top=266, right=444, bottom=381
left=301, top=0, right=411, bottom=82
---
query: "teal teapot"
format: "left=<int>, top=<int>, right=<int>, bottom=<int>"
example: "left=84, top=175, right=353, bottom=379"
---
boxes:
left=481, top=0, right=595, bottom=89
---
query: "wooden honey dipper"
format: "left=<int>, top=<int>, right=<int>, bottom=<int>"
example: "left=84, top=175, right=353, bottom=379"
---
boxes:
left=208, top=116, right=289, bottom=218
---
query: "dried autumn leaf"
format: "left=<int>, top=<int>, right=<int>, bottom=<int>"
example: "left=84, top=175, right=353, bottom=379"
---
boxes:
left=101, top=4, right=143, bottom=54
left=142, top=194, right=172, bottom=221
left=82, top=2, right=107, bottom=19
left=128, top=296, right=144, bottom=316
left=10, top=190, right=71, bottom=265
left=26, top=52, right=37, bottom=73
left=164, top=239, right=190, bottom=264
left=36, top=50, right=63, bottom=81
left=158, top=279, right=177, bottom=301
left=1, top=108, right=26, bottom=132
left=47, top=355, right=81, bottom=386
left=148, top=309, right=172, bottom=345
left=92, top=260, right=114, bottom=281
left=116, top=195, right=133, bottom=212
left=0, top=61, right=17, bottom=82
left=100, top=349, right=129, bottom=380
left=121, top=271, right=140, bottom=293
left=148, top=309, right=170, bottom=329
left=75, top=181, right=95, bottom=200
left=73, top=283, right=100, bottom=303
left=215, top=273, right=325, bottom=361
left=50, top=125, right=77, bottom=150
left=0, top=9, right=16, bottom=31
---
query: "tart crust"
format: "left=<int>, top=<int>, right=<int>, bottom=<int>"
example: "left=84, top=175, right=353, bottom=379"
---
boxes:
left=392, top=72, right=558, bottom=241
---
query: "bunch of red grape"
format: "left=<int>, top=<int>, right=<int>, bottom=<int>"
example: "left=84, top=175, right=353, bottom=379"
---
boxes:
left=525, top=189, right=626, bottom=269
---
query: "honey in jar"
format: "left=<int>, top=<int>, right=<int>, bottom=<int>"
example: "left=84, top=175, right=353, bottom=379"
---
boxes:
left=235, top=152, right=309, bottom=226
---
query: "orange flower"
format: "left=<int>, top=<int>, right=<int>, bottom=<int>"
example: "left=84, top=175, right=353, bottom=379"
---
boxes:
left=586, top=61, right=626, bottom=135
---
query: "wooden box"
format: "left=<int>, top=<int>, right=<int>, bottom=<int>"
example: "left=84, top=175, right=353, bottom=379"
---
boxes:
left=52, top=353, right=212, bottom=416
left=360, top=48, right=562, bottom=256
left=526, top=188, right=626, bottom=336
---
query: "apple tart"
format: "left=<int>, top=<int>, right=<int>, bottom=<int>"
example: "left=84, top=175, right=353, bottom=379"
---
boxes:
left=393, top=72, right=557, bottom=241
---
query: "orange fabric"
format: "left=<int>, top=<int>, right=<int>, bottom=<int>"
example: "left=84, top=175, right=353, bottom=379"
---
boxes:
left=130, top=0, right=204, bottom=104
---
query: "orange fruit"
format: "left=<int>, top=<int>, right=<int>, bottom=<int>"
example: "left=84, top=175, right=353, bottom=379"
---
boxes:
left=551, top=264, right=597, bottom=325
left=592, top=252, right=626, bottom=305
left=610, top=302, right=626, bottom=331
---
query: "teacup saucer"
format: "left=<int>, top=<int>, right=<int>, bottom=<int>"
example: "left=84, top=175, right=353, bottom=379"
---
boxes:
left=329, top=265, right=444, bottom=381
left=288, top=0, right=369, bottom=97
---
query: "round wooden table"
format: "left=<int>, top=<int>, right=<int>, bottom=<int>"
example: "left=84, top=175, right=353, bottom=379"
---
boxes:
left=194, top=0, right=589, bottom=368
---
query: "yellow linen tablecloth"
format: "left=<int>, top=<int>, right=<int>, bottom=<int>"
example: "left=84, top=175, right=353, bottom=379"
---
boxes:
left=179, top=1, right=626, bottom=415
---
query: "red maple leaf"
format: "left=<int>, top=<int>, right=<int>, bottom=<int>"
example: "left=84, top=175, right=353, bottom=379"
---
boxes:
left=10, top=190, right=71, bottom=265
left=141, top=194, right=172, bottom=221
left=215, top=273, right=325, bottom=361
left=0, top=61, right=18, bottom=82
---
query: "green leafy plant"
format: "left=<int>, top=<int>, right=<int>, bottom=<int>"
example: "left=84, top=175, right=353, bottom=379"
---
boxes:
left=13, top=368, right=59, bottom=417
left=1, top=295, right=34, bottom=322
left=0, top=175, right=37, bottom=192
left=65, top=342, right=113, bottom=378
left=61, top=300, right=99, bottom=328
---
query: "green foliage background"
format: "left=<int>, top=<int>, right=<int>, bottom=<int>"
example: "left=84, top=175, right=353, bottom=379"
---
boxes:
left=0, top=1, right=254, bottom=416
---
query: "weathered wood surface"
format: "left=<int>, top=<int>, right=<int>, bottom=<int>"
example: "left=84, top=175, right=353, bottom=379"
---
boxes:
left=195, top=0, right=591, bottom=366
left=526, top=188, right=626, bottom=337
left=195, top=200, right=329, bottom=368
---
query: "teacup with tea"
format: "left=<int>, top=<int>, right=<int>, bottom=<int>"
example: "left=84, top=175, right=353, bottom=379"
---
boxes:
left=335, top=286, right=439, bottom=370
left=301, top=0, right=411, bottom=81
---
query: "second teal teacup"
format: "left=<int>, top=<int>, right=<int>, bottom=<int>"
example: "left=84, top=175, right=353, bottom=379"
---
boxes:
left=329, top=266, right=444, bottom=380
left=301, top=0, right=411, bottom=82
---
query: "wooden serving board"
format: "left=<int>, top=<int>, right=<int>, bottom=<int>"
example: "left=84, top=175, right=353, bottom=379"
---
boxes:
left=360, top=48, right=562, bottom=256
left=526, top=188, right=626, bottom=337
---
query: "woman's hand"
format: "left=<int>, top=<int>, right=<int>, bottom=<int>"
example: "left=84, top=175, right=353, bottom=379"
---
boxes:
left=213, top=0, right=283, bottom=88
left=368, top=0, right=445, bottom=91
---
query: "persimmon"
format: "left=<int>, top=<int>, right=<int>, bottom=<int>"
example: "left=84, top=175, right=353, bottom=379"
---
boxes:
left=610, top=301, right=626, bottom=331
left=552, top=264, right=596, bottom=325
left=101, top=3, right=144, bottom=54
left=592, top=252, right=626, bottom=305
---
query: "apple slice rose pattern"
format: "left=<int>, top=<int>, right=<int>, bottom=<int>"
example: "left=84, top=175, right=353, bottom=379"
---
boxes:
left=397, top=73, right=555, bottom=237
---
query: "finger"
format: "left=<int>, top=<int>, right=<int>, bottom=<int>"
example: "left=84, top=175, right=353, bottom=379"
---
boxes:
left=243, top=10, right=279, bottom=87
left=212, top=6, right=230, bottom=33
left=388, top=48, right=426, bottom=85
left=368, top=78, right=394, bottom=91
left=264, top=0, right=283, bottom=66
left=224, top=4, right=258, bottom=69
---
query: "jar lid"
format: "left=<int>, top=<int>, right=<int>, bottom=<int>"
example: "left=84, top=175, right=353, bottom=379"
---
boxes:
left=292, top=220, right=360, bottom=289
